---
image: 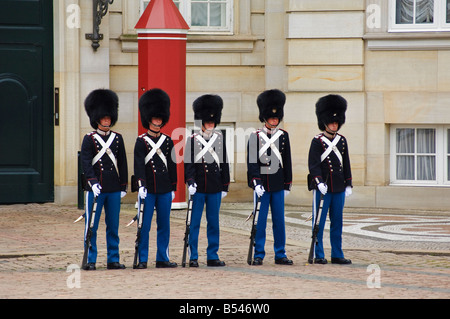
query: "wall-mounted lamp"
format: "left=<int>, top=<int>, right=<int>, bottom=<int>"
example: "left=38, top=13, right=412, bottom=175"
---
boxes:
left=85, top=0, right=114, bottom=51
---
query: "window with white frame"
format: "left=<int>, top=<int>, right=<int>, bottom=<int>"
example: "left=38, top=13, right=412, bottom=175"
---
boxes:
left=447, top=128, right=450, bottom=181
left=390, top=125, right=450, bottom=186
left=389, top=0, right=450, bottom=31
left=141, top=0, right=233, bottom=33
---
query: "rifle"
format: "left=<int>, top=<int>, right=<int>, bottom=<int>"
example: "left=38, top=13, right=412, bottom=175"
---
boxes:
left=132, top=195, right=145, bottom=269
left=82, top=194, right=97, bottom=269
left=246, top=194, right=261, bottom=265
left=181, top=195, right=193, bottom=267
left=307, top=190, right=323, bottom=264
left=127, top=175, right=145, bottom=269
left=307, top=174, right=327, bottom=264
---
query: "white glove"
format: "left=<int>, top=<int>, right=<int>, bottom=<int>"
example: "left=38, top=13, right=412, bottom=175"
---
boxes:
left=188, top=183, right=197, bottom=196
left=345, top=186, right=353, bottom=197
left=121, top=191, right=127, bottom=198
left=221, top=191, right=228, bottom=199
left=255, top=185, right=265, bottom=198
left=92, top=183, right=102, bottom=197
left=139, top=186, right=147, bottom=199
left=317, top=183, right=328, bottom=196
left=284, top=190, right=290, bottom=197
left=171, top=191, right=175, bottom=201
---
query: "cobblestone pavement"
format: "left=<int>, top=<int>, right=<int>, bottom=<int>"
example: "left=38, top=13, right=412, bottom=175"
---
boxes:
left=0, top=202, right=449, bottom=300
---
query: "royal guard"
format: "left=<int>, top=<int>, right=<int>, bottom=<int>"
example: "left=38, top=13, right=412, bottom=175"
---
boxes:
left=80, top=89, right=128, bottom=270
left=308, top=94, right=353, bottom=264
left=246, top=89, right=293, bottom=266
left=134, top=88, right=178, bottom=269
left=184, top=94, right=230, bottom=267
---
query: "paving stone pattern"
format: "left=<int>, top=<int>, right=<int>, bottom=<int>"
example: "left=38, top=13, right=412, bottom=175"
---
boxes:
left=0, top=203, right=449, bottom=299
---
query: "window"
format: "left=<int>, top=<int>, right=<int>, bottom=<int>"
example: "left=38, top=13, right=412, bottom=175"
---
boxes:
left=447, top=129, right=450, bottom=180
left=141, top=0, right=233, bottom=33
left=390, top=126, right=450, bottom=186
left=390, top=0, right=450, bottom=31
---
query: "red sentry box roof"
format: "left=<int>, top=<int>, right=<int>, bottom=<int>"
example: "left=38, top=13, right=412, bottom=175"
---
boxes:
left=135, top=0, right=189, bottom=30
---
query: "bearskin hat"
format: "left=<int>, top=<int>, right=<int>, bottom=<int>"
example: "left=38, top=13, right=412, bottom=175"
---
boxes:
left=193, top=94, right=223, bottom=126
left=139, top=88, right=171, bottom=129
left=315, top=94, right=347, bottom=131
left=257, top=89, right=285, bottom=123
left=84, top=89, right=119, bottom=129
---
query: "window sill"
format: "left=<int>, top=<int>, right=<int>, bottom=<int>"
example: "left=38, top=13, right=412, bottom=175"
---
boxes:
left=364, top=32, right=450, bottom=50
left=389, top=182, right=450, bottom=187
left=119, top=34, right=259, bottom=53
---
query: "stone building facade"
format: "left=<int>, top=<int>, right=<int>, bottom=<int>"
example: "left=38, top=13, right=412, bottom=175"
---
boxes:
left=48, top=0, right=450, bottom=210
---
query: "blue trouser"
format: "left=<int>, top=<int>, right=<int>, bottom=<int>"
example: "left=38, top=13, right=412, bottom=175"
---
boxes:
left=189, top=192, right=221, bottom=261
left=138, top=192, right=172, bottom=263
left=312, top=190, right=346, bottom=259
left=85, top=191, right=121, bottom=264
left=254, top=190, right=287, bottom=260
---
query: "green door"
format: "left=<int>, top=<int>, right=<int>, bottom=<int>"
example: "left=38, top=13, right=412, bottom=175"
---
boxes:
left=0, top=0, right=54, bottom=203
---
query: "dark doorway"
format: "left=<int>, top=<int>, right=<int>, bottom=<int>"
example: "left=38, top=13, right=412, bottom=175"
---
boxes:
left=0, top=0, right=54, bottom=203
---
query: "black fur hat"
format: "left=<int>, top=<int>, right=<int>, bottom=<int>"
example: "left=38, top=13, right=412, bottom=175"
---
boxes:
left=84, top=89, right=119, bottom=129
left=139, top=88, right=170, bottom=129
left=315, top=94, right=347, bottom=131
left=257, top=89, right=285, bottom=123
left=193, top=94, right=223, bottom=126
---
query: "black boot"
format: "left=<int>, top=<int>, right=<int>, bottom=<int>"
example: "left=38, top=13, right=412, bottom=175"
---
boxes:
left=275, top=257, right=293, bottom=265
left=107, top=262, right=126, bottom=269
left=207, top=259, right=226, bottom=267
left=82, top=263, right=96, bottom=271
left=252, top=257, right=263, bottom=265
left=314, top=258, right=328, bottom=264
left=156, top=261, right=178, bottom=268
left=331, top=257, right=352, bottom=264
left=134, top=262, right=147, bottom=269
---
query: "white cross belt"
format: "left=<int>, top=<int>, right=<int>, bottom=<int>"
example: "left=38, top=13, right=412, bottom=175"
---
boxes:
left=92, top=132, right=119, bottom=176
left=320, top=135, right=342, bottom=165
left=143, top=135, right=167, bottom=168
left=258, top=130, right=283, bottom=168
left=194, top=133, right=220, bottom=166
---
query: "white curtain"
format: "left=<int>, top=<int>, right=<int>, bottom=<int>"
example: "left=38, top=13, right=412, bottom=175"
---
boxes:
left=396, top=128, right=436, bottom=181
left=191, top=2, right=207, bottom=26
left=447, top=0, right=450, bottom=23
left=396, top=128, right=415, bottom=180
left=191, top=1, right=226, bottom=27
left=417, top=129, right=435, bottom=180
left=210, top=3, right=226, bottom=27
left=448, top=129, right=450, bottom=181
left=397, top=0, right=434, bottom=24
left=448, top=157, right=450, bottom=181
